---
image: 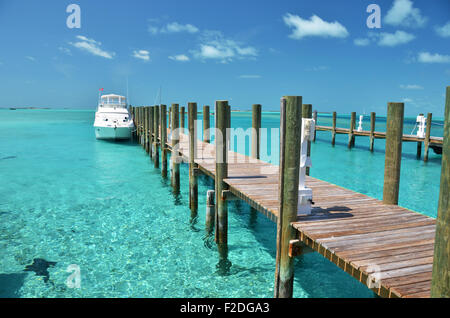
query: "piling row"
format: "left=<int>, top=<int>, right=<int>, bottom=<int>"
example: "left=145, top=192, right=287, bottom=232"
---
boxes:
left=129, top=86, right=449, bottom=298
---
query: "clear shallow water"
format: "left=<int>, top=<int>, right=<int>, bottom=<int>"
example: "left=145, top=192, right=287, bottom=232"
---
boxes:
left=0, top=109, right=442, bottom=298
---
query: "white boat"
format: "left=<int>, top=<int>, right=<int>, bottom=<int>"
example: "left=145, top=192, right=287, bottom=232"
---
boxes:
left=94, top=94, right=134, bottom=140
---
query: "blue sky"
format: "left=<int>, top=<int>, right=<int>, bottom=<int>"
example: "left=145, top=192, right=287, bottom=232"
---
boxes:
left=0, top=0, right=449, bottom=116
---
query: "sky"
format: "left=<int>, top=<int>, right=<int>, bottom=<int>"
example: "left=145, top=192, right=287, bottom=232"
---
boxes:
left=0, top=0, right=449, bottom=116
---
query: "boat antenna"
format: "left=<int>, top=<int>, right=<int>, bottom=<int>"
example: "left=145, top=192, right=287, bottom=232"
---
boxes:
left=126, top=76, right=129, bottom=106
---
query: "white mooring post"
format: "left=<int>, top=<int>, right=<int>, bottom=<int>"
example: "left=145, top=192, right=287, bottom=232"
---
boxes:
left=357, top=115, right=364, bottom=132
left=416, top=114, right=426, bottom=138
left=298, top=118, right=315, bottom=215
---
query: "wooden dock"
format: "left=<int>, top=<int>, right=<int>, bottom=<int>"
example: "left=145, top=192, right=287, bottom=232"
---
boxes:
left=171, top=130, right=436, bottom=298
left=129, top=89, right=449, bottom=299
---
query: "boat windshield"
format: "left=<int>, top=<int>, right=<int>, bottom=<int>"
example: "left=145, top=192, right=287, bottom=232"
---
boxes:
left=100, top=95, right=127, bottom=108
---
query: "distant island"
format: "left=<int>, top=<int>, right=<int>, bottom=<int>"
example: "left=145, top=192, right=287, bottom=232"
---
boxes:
left=2, top=107, right=51, bottom=110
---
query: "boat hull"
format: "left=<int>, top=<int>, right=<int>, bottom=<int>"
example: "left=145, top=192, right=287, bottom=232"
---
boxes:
left=95, top=126, right=132, bottom=140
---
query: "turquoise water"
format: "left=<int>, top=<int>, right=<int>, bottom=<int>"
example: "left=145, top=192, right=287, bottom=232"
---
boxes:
left=0, top=109, right=443, bottom=298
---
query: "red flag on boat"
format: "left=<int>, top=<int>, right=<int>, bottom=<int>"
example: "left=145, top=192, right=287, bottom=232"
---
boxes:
left=99, top=88, right=104, bottom=91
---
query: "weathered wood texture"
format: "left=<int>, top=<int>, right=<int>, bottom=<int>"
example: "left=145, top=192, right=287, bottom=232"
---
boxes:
left=431, top=87, right=449, bottom=297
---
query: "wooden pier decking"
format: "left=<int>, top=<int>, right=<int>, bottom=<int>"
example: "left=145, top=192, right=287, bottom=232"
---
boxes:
left=166, top=130, right=436, bottom=298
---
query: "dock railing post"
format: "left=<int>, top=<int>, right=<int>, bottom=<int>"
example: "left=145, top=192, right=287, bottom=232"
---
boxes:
left=188, top=102, right=198, bottom=215
left=383, top=102, right=404, bottom=205
left=424, top=113, right=432, bottom=162
left=274, top=96, right=302, bottom=298
left=215, top=100, right=230, bottom=260
left=154, top=106, right=160, bottom=168
left=180, top=106, right=186, bottom=134
left=203, top=105, right=210, bottom=143
left=251, top=104, right=262, bottom=160
left=348, top=112, right=356, bottom=148
left=302, top=104, right=312, bottom=176
left=370, top=112, right=376, bottom=152
left=332, top=111, right=337, bottom=146
left=312, top=110, right=317, bottom=142
left=140, top=107, right=144, bottom=146
left=431, top=86, right=450, bottom=297
left=160, top=105, right=168, bottom=178
left=171, top=104, right=180, bottom=193
left=417, top=113, right=424, bottom=159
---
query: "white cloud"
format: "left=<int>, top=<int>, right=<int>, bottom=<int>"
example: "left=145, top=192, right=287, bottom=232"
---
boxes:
left=192, top=31, right=257, bottom=63
left=168, top=54, right=190, bottom=62
left=149, top=22, right=199, bottom=35
left=418, top=52, right=450, bottom=64
left=402, top=98, right=413, bottom=103
left=25, top=56, right=36, bottom=61
left=69, top=35, right=115, bottom=59
left=163, top=22, right=198, bottom=34
left=377, top=31, right=415, bottom=46
left=354, top=38, right=370, bottom=46
left=385, top=0, right=427, bottom=28
left=132, top=50, right=150, bottom=61
left=400, top=84, right=423, bottom=90
left=238, top=75, right=261, bottom=79
left=435, top=21, right=450, bottom=38
left=283, top=13, right=349, bottom=39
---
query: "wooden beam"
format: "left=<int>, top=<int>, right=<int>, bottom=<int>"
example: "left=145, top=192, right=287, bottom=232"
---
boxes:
left=348, top=112, right=356, bottom=149
left=312, top=110, right=317, bottom=142
left=370, top=112, right=376, bottom=152
left=160, top=104, right=168, bottom=178
left=274, top=96, right=302, bottom=298
left=203, top=105, right=210, bottom=143
left=332, top=111, right=337, bottom=146
left=252, top=104, right=262, bottom=160
left=302, top=104, right=312, bottom=176
left=154, top=106, right=160, bottom=167
left=383, top=102, right=404, bottom=205
left=188, top=102, right=198, bottom=215
left=215, top=100, right=230, bottom=260
left=424, top=113, right=432, bottom=162
left=171, top=104, right=180, bottom=194
left=431, top=87, right=449, bottom=297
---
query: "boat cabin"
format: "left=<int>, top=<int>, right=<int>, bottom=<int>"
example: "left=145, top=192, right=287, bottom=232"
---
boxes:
left=99, top=94, right=127, bottom=108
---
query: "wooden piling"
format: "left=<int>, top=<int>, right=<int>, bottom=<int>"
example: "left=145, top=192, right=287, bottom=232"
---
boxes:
left=188, top=102, right=198, bottom=214
left=331, top=111, right=337, bottom=146
left=348, top=112, right=356, bottom=149
left=180, top=106, right=185, bottom=134
left=154, top=106, right=160, bottom=168
left=431, top=86, right=450, bottom=297
left=274, top=96, right=302, bottom=298
left=251, top=104, right=262, bottom=160
left=382, top=102, right=404, bottom=205
left=203, top=105, right=210, bottom=143
left=145, top=107, right=150, bottom=153
left=160, top=105, right=168, bottom=178
left=171, top=104, right=180, bottom=193
left=215, top=100, right=230, bottom=259
left=302, top=104, right=312, bottom=176
left=136, top=107, right=140, bottom=144
left=370, top=112, right=376, bottom=152
left=149, top=107, right=154, bottom=158
left=424, top=113, right=432, bottom=162
left=312, top=110, right=317, bottom=142
left=205, top=190, right=215, bottom=233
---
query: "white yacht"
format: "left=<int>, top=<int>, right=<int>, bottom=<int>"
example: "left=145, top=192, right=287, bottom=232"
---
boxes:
left=94, top=94, right=134, bottom=140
